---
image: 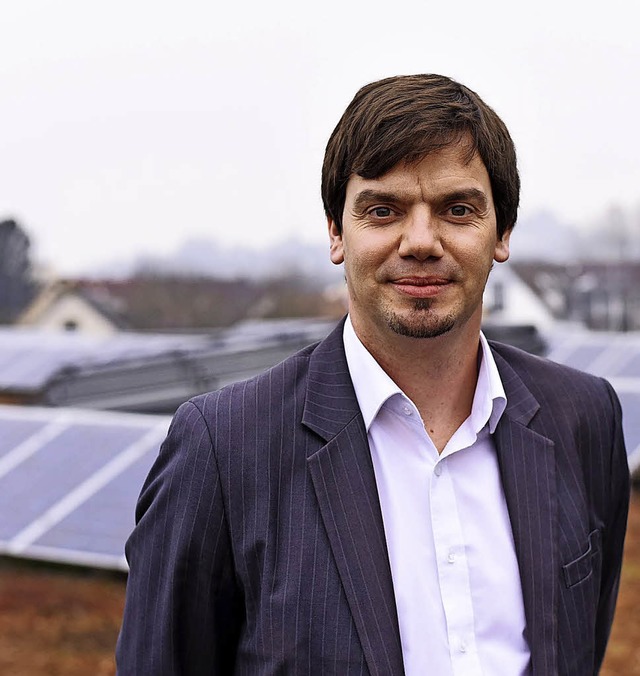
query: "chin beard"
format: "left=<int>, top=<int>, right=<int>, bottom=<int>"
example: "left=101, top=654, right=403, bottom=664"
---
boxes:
left=384, top=298, right=456, bottom=339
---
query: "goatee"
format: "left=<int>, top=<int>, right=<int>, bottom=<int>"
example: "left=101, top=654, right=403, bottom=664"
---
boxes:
left=385, top=299, right=456, bottom=339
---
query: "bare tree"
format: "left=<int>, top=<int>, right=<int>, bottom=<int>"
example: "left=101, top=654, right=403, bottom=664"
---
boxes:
left=0, top=219, right=38, bottom=323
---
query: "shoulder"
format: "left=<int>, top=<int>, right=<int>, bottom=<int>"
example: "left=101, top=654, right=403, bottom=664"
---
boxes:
left=489, top=339, right=620, bottom=421
left=490, top=341, right=628, bottom=508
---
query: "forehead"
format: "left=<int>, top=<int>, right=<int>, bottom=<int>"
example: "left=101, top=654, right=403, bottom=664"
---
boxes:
left=345, top=142, right=493, bottom=201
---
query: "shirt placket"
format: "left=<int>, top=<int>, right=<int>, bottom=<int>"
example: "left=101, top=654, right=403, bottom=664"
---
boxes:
left=430, top=457, right=483, bottom=676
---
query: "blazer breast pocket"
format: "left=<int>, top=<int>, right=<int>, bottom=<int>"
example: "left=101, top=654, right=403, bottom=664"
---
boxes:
left=562, top=529, right=601, bottom=588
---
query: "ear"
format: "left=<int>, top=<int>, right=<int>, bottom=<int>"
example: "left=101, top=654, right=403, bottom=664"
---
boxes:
left=493, top=228, right=511, bottom=263
left=328, top=216, right=345, bottom=265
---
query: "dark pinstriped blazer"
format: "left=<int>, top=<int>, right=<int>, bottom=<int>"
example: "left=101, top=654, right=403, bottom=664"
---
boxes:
left=116, top=320, right=629, bottom=676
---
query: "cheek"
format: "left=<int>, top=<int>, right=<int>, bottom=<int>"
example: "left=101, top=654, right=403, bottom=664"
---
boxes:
left=450, top=236, right=498, bottom=272
left=344, top=240, right=389, bottom=275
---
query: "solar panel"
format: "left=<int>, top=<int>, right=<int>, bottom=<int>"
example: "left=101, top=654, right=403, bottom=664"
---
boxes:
left=0, top=405, right=169, bottom=570
left=30, top=450, right=156, bottom=560
left=556, top=343, right=607, bottom=372
left=0, top=418, right=48, bottom=458
left=615, top=352, right=640, bottom=379
left=608, top=385, right=640, bottom=475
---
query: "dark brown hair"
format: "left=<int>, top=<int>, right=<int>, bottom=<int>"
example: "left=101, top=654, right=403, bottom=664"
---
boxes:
left=321, top=74, right=519, bottom=240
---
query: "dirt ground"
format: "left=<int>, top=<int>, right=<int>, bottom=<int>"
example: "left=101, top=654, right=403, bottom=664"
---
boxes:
left=0, top=561, right=125, bottom=676
left=600, top=489, right=640, bottom=675
left=1, top=492, right=639, bottom=675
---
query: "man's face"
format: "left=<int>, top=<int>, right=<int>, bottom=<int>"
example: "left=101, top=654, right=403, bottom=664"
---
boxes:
left=328, top=139, right=510, bottom=346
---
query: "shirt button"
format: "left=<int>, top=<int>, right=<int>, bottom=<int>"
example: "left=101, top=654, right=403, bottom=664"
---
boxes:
left=459, top=641, right=467, bottom=653
left=434, top=464, right=442, bottom=477
left=447, top=551, right=456, bottom=564
left=402, top=405, right=412, bottom=416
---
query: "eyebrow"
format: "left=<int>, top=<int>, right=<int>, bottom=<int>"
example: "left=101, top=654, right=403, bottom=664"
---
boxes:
left=351, top=189, right=407, bottom=213
left=351, top=187, right=490, bottom=213
left=442, top=189, right=489, bottom=211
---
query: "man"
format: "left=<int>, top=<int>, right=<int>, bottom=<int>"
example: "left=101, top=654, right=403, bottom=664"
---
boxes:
left=117, top=74, right=629, bottom=675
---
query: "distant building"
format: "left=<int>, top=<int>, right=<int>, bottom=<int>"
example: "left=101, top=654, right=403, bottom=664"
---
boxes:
left=17, top=275, right=345, bottom=334
left=478, top=264, right=554, bottom=355
left=16, top=280, right=128, bottom=335
left=513, top=261, right=640, bottom=332
left=483, top=264, right=556, bottom=331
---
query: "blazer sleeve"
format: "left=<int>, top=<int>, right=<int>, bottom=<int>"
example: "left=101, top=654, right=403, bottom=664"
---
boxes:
left=594, top=380, right=630, bottom=673
left=116, top=400, right=243, bottom=675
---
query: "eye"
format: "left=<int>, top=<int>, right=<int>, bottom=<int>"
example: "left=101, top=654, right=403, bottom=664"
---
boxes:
left=449, top=205, right=471, bottom=217
left=450, top=205, right=469, bottom=216
left=369, top=206, right=394, bottom=219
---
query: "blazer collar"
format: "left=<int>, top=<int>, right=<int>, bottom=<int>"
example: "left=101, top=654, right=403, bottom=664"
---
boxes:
left=490, top=345, right=540, bottom=426
left=302, top=317, right=362, bottom=441
left=303, top=318, right=405, bottom=675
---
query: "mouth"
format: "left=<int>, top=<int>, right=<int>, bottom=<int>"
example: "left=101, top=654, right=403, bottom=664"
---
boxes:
left=390, top=276, right=452, bottom=298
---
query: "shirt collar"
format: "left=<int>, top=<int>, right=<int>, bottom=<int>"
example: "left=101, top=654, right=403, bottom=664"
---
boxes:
left=343, top=316, right=402, bottom=431
left=477, top=331, right=507, bottom=434
left=342, top=316, right=507, bottom=435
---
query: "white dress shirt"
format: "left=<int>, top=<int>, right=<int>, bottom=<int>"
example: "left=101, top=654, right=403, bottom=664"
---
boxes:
left=343, top=317, right=531, bottom=676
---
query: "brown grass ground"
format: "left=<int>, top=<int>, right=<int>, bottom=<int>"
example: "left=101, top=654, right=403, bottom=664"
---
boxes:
left=1, top=491, right=639, bottom=675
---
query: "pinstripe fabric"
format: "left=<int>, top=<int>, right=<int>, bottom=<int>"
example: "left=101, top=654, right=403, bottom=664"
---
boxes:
left=491, top=343, right=629, bottom=676
left=116, top=323, right=629, bottom=676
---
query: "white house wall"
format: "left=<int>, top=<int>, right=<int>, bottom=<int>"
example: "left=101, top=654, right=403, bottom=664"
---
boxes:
left=483, top=264, right=555, bottom=331
left=24, top=294, right=119, bottom=336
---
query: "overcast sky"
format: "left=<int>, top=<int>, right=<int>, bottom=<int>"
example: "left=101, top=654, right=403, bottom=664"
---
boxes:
left=1, top=0, right=638, bottom=275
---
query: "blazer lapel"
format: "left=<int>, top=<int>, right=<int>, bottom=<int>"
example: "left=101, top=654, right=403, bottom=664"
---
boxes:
left=492, top=348, right=558, bottom=676
left=302, top=322, right=404, bottom=676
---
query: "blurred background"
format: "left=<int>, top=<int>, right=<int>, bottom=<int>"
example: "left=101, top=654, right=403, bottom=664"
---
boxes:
left=1, top=0, right=639, bottom=673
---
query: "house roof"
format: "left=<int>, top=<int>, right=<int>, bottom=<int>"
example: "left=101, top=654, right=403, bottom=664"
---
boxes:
left=16, top=280, right=130, bottom=330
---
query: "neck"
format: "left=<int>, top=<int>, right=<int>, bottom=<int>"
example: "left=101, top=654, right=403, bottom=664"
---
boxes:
left=352, top=316, right=482, bottom=452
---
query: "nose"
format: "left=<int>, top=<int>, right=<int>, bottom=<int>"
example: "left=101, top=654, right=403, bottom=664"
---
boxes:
left=397, top=207, right=444, bottom=260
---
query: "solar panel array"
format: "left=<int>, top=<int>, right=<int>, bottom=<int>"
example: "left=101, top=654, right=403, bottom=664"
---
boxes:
left=0, top=327, right=210, bottom=394
left=42, top=318, right=338, bottom=413
left=0, top=326, right=639, bottom=574
left=0, top=405, right=169, bottom=571
left=0, top=320, right=336, bottom=405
